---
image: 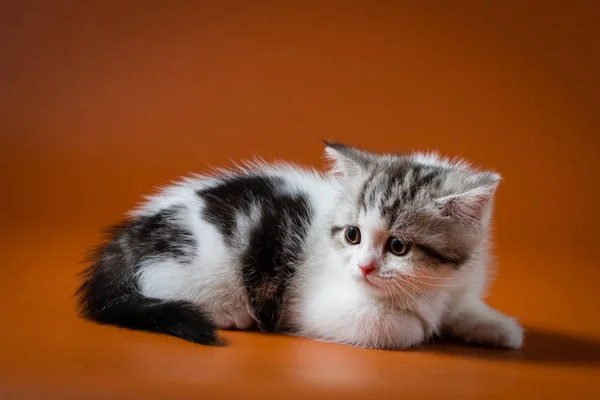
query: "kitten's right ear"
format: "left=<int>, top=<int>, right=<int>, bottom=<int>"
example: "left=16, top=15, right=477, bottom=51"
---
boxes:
left=322, top=140, right=374, bottom=178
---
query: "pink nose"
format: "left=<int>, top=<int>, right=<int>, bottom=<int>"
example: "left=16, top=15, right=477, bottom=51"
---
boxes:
left=359, top=263, right=377, bottom=277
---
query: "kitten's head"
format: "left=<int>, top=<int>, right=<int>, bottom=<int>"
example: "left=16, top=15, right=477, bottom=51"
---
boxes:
left=324, top=141, right=500, bottom=297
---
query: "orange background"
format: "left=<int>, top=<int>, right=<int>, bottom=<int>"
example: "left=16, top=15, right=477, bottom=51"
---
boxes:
left=1, top=2, right=599, bottom=399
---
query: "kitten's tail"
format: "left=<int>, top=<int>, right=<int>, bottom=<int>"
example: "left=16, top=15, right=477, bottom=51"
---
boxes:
left=76, top=288, right=220, bottom=345
left=75, top=224, right=219, bottom=345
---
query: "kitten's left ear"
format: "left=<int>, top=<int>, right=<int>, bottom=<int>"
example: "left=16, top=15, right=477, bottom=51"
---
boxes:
left=322, top=141, right=375, bottom=178
left=436, top=172, right=501, bottom=224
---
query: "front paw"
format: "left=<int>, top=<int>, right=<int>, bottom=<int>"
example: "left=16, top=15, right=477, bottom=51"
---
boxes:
left=458, top=315, right=524, bottom=349
left=352, top=310, right=427, bottom=349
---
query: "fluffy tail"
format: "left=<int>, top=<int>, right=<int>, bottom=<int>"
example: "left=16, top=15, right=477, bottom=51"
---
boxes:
left=75, top=220, right=219, bottom=345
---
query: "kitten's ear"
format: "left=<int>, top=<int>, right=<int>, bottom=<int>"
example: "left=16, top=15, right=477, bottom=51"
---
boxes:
left=322, top=141, right=374, bottom=178
left=436, top=172, right=501, bottom=224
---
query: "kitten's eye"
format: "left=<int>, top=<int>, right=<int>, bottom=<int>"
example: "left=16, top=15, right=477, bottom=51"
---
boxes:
left=344, top=226, right=361, bottom=245
left=386, top=237, right=411, bottom=256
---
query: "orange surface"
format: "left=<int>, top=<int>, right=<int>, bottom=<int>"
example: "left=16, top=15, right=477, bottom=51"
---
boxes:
left=1, top=2, right=599, bottom=399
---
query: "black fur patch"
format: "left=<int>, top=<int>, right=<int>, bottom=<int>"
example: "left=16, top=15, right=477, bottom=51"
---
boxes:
left=415, top=243, right=468, bottom=268
left=198, top=175, right=282, bottom=241
left=76, top=206, right=218, bottom=345
left=383, top=163, right=410, bottom=204
left=358, top=169, right=379, bottom=211
left=381, top=198, right=401, bottom=221
left=198, top=175, right=313, bottom=332
left=125, top=206, right=197, bottom=262
left=330, top=226, right=344, bottom=238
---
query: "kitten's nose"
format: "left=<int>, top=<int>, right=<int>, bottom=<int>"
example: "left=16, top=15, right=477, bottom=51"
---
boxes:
left=359, top=262, right=377, bottom=277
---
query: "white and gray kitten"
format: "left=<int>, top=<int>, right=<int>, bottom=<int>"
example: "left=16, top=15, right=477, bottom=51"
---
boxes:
left=77, top=142, right=524, bottom=349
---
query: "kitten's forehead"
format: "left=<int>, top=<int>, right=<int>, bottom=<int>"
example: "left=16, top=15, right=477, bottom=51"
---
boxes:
left=358, top=158, right=447, bottom=215
left=357, top=153, right=494, bottom=219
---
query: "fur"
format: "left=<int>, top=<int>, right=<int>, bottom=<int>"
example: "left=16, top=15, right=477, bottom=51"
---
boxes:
left=76, top=141, right=523, bottom=349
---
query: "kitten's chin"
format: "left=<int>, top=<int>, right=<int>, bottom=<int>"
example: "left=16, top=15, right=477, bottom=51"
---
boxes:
left=354, top=275, right=388, bottom=295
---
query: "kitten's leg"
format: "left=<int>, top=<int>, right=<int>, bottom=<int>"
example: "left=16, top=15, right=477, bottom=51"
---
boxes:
left=294, top=278, right=429, bottom=349
left=349, top=309, right=429, bottom=349
left=297, top=305, right=427, bottom=349
left=387, top=310, right=428, bottom=349
left=446, top=299, right=524, bottom=349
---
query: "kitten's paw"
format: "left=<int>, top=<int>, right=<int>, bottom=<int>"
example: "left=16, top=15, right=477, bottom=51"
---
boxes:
left=458, top=315, right=524, bottom=349
left=394, top=316, right=427, bottom=349
left=331, top=310, right=426, bottom=350
left=385, top=310, right=426, bottom=349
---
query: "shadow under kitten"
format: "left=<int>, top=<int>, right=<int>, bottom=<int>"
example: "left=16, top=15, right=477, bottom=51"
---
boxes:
left=413, top=327, right=600, bottom=367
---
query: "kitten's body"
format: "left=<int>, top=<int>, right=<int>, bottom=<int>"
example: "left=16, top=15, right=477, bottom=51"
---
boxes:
left=77, top=143, right=523, bottom=349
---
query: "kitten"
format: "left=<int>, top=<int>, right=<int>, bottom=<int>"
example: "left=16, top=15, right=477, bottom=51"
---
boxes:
left=76, top=142, right=524, bottom=349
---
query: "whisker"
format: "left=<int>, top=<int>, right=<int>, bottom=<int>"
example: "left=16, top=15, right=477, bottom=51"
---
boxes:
left=397, top=277, right=433, bottom=301
left=388, top=279, right=409, bottom=306
left=405, top=279, right=457, bottom=288
left=404, top=274, right=456, bottom=286
left=392, top=279, right=423, bottom=306
left=402, top=274, right=455, bottom=280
